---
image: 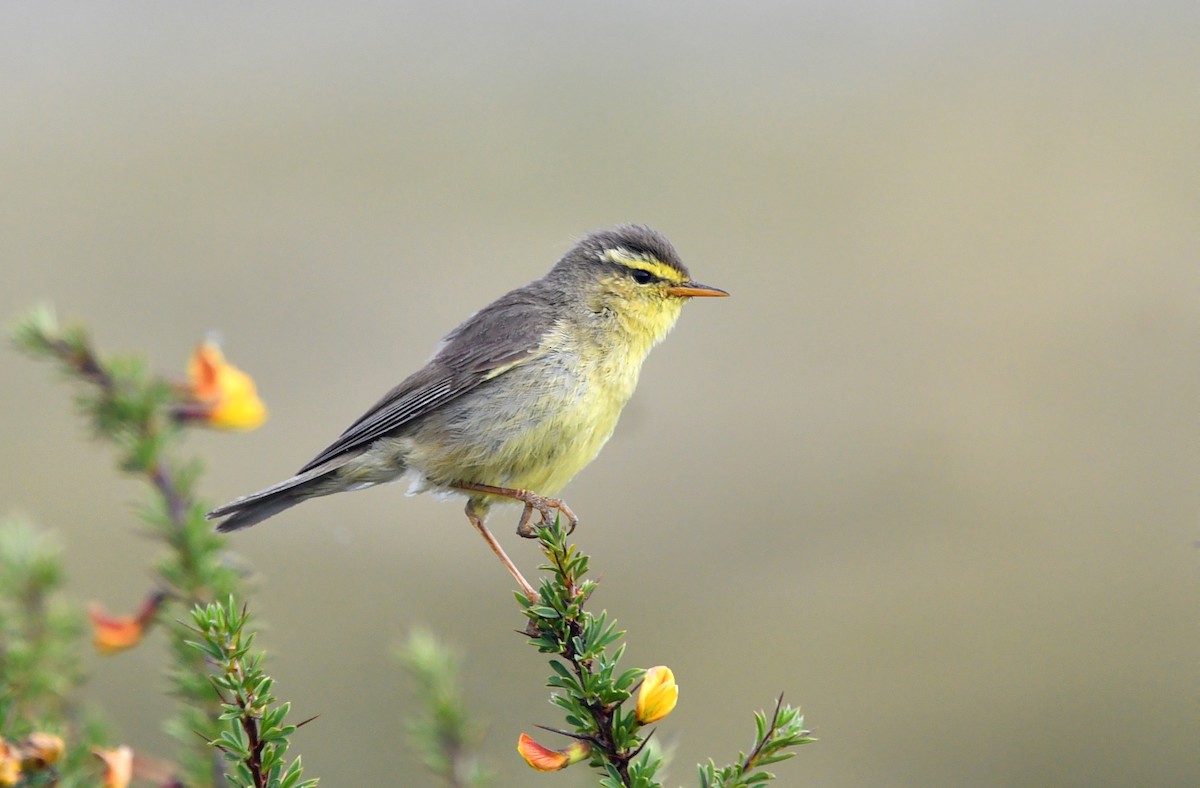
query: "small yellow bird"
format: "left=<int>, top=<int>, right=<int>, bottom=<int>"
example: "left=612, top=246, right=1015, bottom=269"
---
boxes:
left=207, top=225, right=727, bottom=599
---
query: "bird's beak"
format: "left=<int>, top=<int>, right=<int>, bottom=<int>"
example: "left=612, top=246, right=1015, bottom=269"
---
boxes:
left=666, top=281, right=729, bottom=298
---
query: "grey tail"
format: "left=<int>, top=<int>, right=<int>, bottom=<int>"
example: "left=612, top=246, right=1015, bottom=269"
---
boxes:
left=209, top=490, right=305, bottom=532
left=207, top=458, right=352, bottom=533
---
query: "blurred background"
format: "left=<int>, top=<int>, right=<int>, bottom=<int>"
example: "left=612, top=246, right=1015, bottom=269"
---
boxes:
left=2, top=1, right=1196, bottom=785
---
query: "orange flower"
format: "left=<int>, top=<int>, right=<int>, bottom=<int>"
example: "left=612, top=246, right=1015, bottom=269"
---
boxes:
left=636, top=665, right=679, bottom=724
left=88, top=592, right=167, bottom=654
left=516, top=733, right=590, bottom=772
left=94, top=746, right=133, bottom=788
left=181, top=340, right=267, bottom=430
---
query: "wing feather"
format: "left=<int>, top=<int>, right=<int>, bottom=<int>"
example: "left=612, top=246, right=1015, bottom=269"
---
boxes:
left=295, top=284, right=558, bottom=474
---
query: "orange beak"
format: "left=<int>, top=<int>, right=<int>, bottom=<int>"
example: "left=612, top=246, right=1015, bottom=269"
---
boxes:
left=665, top=282, right=729, bottom=298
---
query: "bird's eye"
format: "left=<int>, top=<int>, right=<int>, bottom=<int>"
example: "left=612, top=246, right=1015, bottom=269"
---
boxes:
left=630, top=269, right=655, bottom=285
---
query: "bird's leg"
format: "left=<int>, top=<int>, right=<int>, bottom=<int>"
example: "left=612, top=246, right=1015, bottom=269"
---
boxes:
left=453, top=481, right=578, bottom=537
left=464, top=502, right=538, bottom=602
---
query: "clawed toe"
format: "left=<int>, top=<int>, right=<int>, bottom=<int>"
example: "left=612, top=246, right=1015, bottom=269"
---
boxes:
left=514, top=493, right=576, bottom=537
left=516, top=504, right=540, bottom=538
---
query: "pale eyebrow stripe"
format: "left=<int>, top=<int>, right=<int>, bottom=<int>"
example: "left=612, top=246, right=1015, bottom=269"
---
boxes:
left=601, top=248, right=685, bottom=282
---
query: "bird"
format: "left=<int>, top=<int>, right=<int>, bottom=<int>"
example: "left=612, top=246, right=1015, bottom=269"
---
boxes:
left=207, top=225, right=727, bottom=600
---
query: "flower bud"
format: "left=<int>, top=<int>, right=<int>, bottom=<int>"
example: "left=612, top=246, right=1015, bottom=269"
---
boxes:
left=636, top=665, right=679, bottom=724
left=517, top=733, right=590, bottom=771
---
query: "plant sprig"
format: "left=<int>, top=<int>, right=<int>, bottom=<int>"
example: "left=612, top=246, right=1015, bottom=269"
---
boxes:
left=188, top=597, right=317, bottom=788
left=698, top=695, right=814, bottom=787
left=521, top=520, right=657, bottom=786
left=396, top=629, right=492, bottom=788
left=519, top=521, right=811, bottom=786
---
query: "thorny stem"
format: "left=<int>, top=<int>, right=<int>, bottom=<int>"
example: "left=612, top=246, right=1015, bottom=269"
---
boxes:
left=238, top=701, right=266, bottom=787
left=739, top=694, right=787, bottom=774
left=151, top=462, right=188, bottom=532
left=43, top=336, right=184, bottom=516
left=203, top=610, right=269, bottom=787
left=48, top=336, right=110, bottom=390
left=43, top=334, right=195, bottom=577
left=570, top=631, right=630, bottom=783
left=231, top=613, right=267, bottom=788
left=538, top=542, right=633, bottom=785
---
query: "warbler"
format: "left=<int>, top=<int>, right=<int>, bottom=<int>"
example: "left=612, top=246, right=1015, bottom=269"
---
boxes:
left=207, top=225, right=727, bottom=599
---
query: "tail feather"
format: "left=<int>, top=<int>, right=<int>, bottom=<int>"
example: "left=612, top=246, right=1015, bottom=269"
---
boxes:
left=207, top=457, right=353, bottom=532
left=211, top=492, right=305, bottom=532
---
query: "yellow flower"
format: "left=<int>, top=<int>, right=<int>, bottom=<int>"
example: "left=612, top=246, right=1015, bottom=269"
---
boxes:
left=0, top=733, right=65, bottom=785
left=0, top=740, right=20, bottom=787
left=516, top=733, right=590, bottom=771
left=636, top=665, right=679, bottom=724
left=88, top=592, right=167, bottom=655
left=20, top=732, right=64, bottom=769
left=94, top=746, right=133, bottom=788
left=182, top=340, right=267, bottom=430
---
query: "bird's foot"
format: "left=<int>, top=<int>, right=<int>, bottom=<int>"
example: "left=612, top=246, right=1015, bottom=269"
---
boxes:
left=515, top=493, right=577, bottom=538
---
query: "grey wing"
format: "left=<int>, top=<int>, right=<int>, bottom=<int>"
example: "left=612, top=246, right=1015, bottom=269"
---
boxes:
left=295, top=285, right=558, bottom=474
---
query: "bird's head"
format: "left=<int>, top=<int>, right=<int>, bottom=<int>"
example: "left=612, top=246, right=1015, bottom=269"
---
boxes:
left=551, top=225, right=728, bottom=347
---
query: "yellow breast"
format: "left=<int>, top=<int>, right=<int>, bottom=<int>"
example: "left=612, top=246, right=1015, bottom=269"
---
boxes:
left=484, top=326, right=648, bottom=495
